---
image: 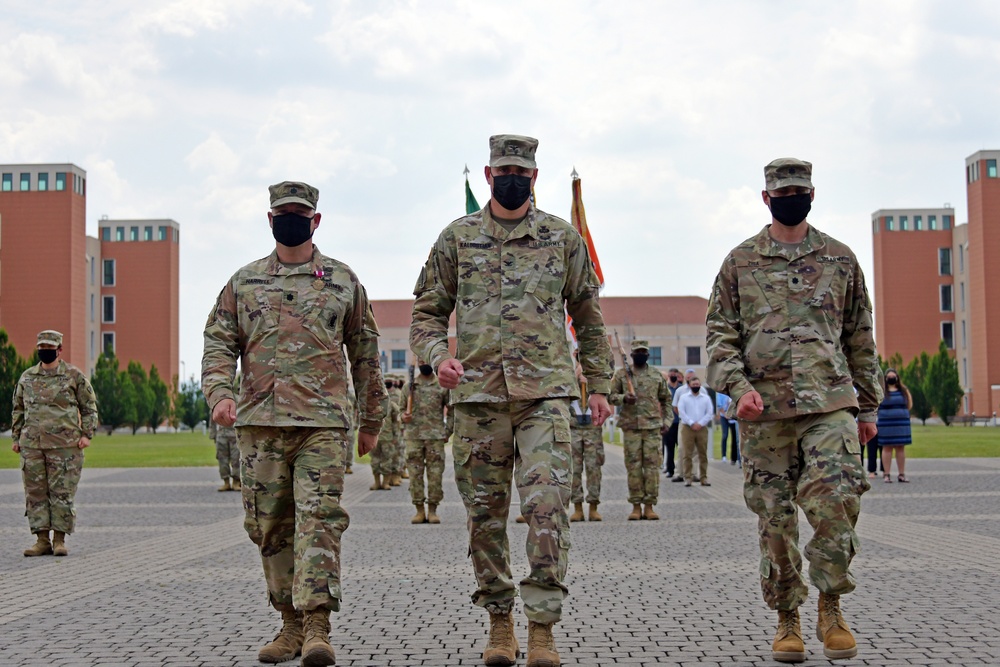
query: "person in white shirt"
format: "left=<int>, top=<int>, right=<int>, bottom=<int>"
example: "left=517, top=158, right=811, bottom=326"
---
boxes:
left=676, top=376, right=715, bottom=486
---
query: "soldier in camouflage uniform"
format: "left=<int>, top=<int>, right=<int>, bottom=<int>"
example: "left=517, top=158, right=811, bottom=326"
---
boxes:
left=609, top=340, right=671, bottom=521
left=410, top=134, right=612, bottom=667
left=401, top=361, right=452, bottom=524
left=706, top=158, right=882, bottom=663
left=568, top=357, right=604, bottom=522
left=388, top=377, right=407, bottom=485
left=11, top=330, right=98, bottom=558
left=209, top=418, right=241, bottom=492
left=202, top=181, right=386, bottom=667
left=369, top=378, right=398, bottom=491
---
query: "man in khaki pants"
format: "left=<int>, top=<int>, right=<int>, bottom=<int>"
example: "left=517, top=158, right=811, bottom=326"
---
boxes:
left=676, top=376, right=714, bottom=487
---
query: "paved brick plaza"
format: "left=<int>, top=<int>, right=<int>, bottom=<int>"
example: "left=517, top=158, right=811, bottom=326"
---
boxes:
left=1, top=445, right=999, bottom=666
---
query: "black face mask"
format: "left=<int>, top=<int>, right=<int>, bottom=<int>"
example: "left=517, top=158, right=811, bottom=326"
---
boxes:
left=491, top=174, right=532, bottom=211
left=631, top=353, right=648, bottom=367
left=419, top=364, right=433, bottom=376
left=691, top=387, right=701, bottom=394
left=669, top=375, right=679, bottom=382
left=272, top=212, right=314, bottom=247
left=38, top=349, right=58, bottom=364
left=887, top=378, right=898, bottom=386
left=768, top=193, right=812, bottom=226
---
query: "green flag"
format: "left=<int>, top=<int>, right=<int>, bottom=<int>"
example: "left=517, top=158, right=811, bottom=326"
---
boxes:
left=465, top=172, right=480, bottom=214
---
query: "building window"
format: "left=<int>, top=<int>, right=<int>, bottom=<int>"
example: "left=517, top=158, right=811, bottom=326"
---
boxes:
left=686, top=346, right=701, bottom=366
left=963, top=357, right=968, bottom=388
left=130, top=226, right=139, bottom=241
left=91, top=331, right=95, bottom=361
left=391, top=349, right=407, bottom=369
left=19, top=173, right=30, bottom=191
left=37, top=173, right=48, bottom=191
left=90, top=257, right=95, bottom=285
left=900, top=215, right=909, bottom=231
left=102, top=296, right=115, bottom=323
left=958, top=244, right=964, bottom=272
left=962, top=319, right=967, bottom=349
left=872, top=219, right=878, bottom=234
left=942, top=322, right=954, bottom=350
left=158, top=226, right=167, bottom=241
left=928, top=215, right=937, bottom=230
left=649, top=346, right=662, bottom=366
left=103, top=259, right=115, bottom=286
left=943, top=215, right=952, bottom=230
left=914, top=215, right=923, bottom=230
left=55, top=172, right=66, bottom=191
left=960, top=282, right=965, bottom=311
left=115, top=227, right=125, bottom=242
left=102, top=332, right=115, bottom=355
left=101, top=227, right=111, bottom=241
left=989, top=159, right=998, bottom=178
left=885, top=216, right=894, bottom=231
left=1, top=173, right=11, bottom=191
left=144, top=226, right=153, bottom=241
left=939, top=248, right=952, bottom=275
left=90, top=294, right=95, bottom=322
left=173, top=228, right=179, bottom=243
left=940, top=285, right=953, bottom=312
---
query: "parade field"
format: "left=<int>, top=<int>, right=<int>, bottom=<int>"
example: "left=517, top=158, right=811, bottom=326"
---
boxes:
left=1, top=423, right=996, bottom=469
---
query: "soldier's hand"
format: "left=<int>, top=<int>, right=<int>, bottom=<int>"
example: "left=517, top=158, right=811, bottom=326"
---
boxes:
left=213, top=399, right=237, bottom=427
left=357, top=431, right=378, bottom=457
left=78, top=436, right=90, bottom=449
left=11, top=441, right=19, bottom=453
left=858, top=421, right=877, bottom=445
left=623, top=393, right=637, bottom=405
left=736, top=391, right=764, bottom=420
left=401, top=413, right=413, bottom=424
left=437, top=358, right=464, bottom=390
left=589, top=394, right=611, bottom=426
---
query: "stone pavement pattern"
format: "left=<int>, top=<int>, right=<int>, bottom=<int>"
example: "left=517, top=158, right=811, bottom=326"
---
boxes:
left=1, top=445, right=999, bottom=666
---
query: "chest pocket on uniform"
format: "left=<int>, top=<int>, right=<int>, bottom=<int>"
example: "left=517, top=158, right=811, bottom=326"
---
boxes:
left=735, top=259, right=779, bottom=325
left=456, top=250, right=499, bottom=308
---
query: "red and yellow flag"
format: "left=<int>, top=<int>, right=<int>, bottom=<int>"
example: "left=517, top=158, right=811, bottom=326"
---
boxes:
left=571, top=173, right=604, bottom=288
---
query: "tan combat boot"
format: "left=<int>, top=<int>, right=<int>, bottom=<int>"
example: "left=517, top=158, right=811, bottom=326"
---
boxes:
left=587, top=502, right=602, bottom=521
left=231, top=478, right=242, bottom=491
left=427, top=504, right=441, bottom=524
left=411, top=504, right=427, bottom=524
left=627, top=504, right=642, bottom=521
left=515, top=514, right=527, bottom=523
left=483, top=611, right=519, bottom=666
left=257, top=609, right=303, bottom=664
left=388, top=473, right=400, bottom=487
left=23, top=531, right=52, bottom=557
left=568, top=502, right=584, bottom=522
left=527, top=620, right=560, bottom=667
left=772, top=609, right=806, bottom=663
left=345, top=466, right=353, bottom=475
left=817, top=592, right=857, bottom=659
left=52, top=531, right=69, bottom=557
left=401, top=468, right=410, bottom=479
left=642, top=504, right=660, bottom=521
left=301, top=608, right=335, bottom=667
left=380, top=475, right=392, bottom=490
left=370, top=473, right=383, bottom=491
left=217, top=477, right=232, bottom=492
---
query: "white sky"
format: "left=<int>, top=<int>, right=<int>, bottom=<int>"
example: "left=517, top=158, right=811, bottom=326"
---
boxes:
left=3, top=0, right=998, bottom=379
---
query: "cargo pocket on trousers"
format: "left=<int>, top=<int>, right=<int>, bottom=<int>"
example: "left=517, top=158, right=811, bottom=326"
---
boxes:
left=318, top=465, right=348, bottom=532
left=759, top=556, right=772, bottom=580
left=241, top=487, right=262, bottom=545
left=452, top=410, right=476, bottom=467
left=552, top=414, right=572, bottom=488
left=842, top=432, right=861, bottom=456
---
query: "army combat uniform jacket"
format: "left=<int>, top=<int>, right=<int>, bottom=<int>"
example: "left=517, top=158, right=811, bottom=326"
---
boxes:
left=202, top=245, right=386, bottom=433
left=706, top=225, right=883, bottom=421
left=402, top=374, right=452, bottom=440
left=410, top=205, right=612, bottom=402
left=12, top=360, right=98, bottom=449
left=609, top=365, right=672, bottom=431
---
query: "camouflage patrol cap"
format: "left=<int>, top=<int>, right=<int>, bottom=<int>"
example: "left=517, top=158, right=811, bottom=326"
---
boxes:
left=764, top=158, right=813, bottom=191
left=631, top=340, right=650, bottom=352
left=269, top=181, right=319, bottom=209
left=489, top=135, right=539, bottom=169
left=37, top=330, right=63, bottom=347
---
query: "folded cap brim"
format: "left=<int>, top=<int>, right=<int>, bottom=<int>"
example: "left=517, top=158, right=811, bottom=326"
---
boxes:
left=271, top=196, right=316, bottom=209
left=490, top=155, right=536, bottom=169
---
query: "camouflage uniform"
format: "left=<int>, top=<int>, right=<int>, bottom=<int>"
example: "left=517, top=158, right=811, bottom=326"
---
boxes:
left=209, top=420, right=240, bottom=481
left=568, top=401, right=604, bottom=505
left=410, top=145, right=612, bottom=624
left=389, top=382, right=407, bottom=477
left=12, top=353, right=98, bottom=535
left=402, top=372, right=452, bottom=506
left=706, top=217, right=882, bottom=611
left=345, top=391, right=356, bottom=471
left=202, top=222, right=386, bottom=613
left=370, top=387, right=399, bottom=477
left=609, top=351, right=671, bottom=506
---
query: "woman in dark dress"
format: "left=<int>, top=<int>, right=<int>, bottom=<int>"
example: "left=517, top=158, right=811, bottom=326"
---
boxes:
left=877, top=369, right=913, bottom=483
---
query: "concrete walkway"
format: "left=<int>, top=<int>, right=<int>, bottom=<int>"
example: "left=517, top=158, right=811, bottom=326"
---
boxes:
left=1, top=446, right=999, bottom=666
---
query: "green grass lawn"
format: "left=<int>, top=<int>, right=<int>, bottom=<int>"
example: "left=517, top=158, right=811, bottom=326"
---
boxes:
left=1, top=423, right=995, bottom=469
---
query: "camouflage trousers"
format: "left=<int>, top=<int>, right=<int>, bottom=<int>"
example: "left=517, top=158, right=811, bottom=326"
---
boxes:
left=237, top=425, right=349, bottom=612
left=740, top=409, right=870, bottom=610
left=369, top=432, right=396, bottom=475
left=393, top=435, right=406, bottom=475
left=569, top=425, right=604, bottom=505
left=215, top=433, right=240, bottom=480
left=406, top=437, right=447, bottom=505
left=453, top=399, right=572, bottom=625
left=680, top=424, right=709, bottom=483
left=346, top=429, right=356, bottom=468
left=622, top=429, right=662, bottom=505
left=20, top=446, right=84, bottom=534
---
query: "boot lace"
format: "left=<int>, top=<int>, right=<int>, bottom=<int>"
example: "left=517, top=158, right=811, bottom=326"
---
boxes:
left=303, top=611, right=331, bottom=640
left=820, top=594, right=845, bottom=630
left=529, top=622, right=555, bottom=651
left=489, top=613, right=513, bottom=648
left=273, top=611, right=301, bottom=641
left=777, top=610, right=800, bottom=638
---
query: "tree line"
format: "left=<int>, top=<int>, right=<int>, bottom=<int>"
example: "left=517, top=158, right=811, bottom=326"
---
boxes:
left=0, top=329, right=208, bottom=434
left=880, top=340, right=964, bottom=425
